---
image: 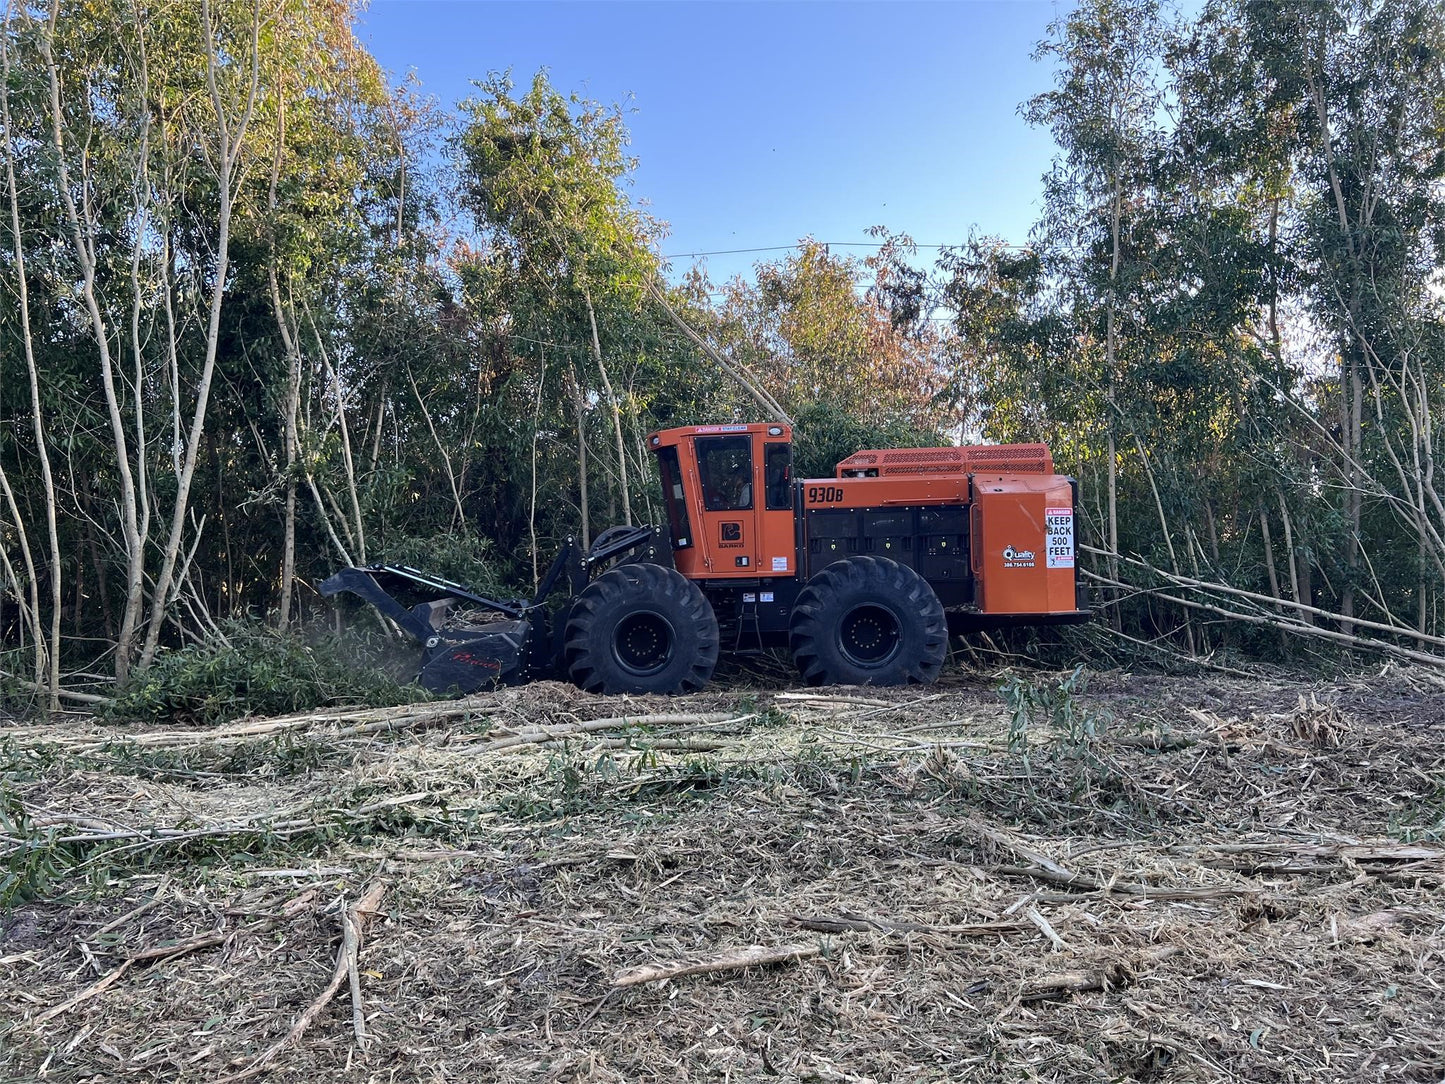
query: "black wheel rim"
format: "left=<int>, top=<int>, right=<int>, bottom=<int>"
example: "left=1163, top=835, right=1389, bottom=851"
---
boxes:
left=838, top=603, right=902, bottom=667
left=612, top=611, right=676, bottom=676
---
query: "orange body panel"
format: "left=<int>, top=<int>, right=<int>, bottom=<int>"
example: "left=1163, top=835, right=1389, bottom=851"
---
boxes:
left=800, top=475, right=971, bottom=509
left=971, top=475, right=1077, bottom=614
left=836, top=443, right=1053, bottom=478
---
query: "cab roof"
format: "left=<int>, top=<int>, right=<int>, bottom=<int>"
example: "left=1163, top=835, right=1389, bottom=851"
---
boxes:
left=647, top=422, right=793, bottom=449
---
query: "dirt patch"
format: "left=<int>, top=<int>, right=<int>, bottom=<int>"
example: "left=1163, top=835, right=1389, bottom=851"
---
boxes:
left=1, top=666, right=1442, bottom=1082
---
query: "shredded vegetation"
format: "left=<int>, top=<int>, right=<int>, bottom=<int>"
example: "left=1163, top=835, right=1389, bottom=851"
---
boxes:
left=1, top=665, right=1443, bottom=1082
left=103, top=623, right=427, bottom=726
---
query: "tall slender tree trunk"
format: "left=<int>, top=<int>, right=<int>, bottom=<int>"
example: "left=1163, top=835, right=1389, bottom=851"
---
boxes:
left=1260, top=506, right=1289, bottom=653
left=1276, top=489, right=1308, bottom=625
left=267, top=88, right=300, bottom=628
left=530, top=348, right=547, bottom=590
left=138, top=0, right=262, bottom=673
left=1342, top=354, right=1363, bottom=632
left=41, top=1, right=145, bottom=686
left=571, top=365, right=591, bottom=549
left=0, top=465, right=42, bottom=689
left=1, top=9, right=60, bottom=707
left=307, top=300, right=367, bottom=558
left=1308, top=60, right=1366, bottom=638
left=584, top=285, right=632, bottom=526
left=1104, top=175, right=1122, bottom=627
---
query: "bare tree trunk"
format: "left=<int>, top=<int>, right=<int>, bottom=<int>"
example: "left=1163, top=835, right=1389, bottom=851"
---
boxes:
left=1341, top=354, right=1362, bottom=633
left=571, top=365, right=591, bottom=549
left=530, top=348, right=547, bottom=590
left=40, top=0, right=145, bottom=686
left=305, top=299, right=367, bottom=559
left=1259, top=507, right=1282, bottom=603
left=583, top=285, right=632, bottom=527
left=1105, top=175, right=1122, bottom=596
left=406, top=363, right=468, bottom=532
left=1276, top=489, right=1309, bottom=625
left=1260, top=505, right=1289, bottom=653
left=646, top=280, right=793, bottom=424
left=0, top=465, right=43, bottom=690
left=1, top=5, right=60, bottom=707
left=126, top=6, right=154, bottom=648
left=266, top=92, right=300, bottom=628
left=1308, top=61, right=1367, bottom=638
left=137, top=0, right=262, bottom=674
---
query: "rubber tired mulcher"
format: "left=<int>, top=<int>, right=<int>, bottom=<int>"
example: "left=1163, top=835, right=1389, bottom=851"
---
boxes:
left=321, top=422, right=1088, bottom=695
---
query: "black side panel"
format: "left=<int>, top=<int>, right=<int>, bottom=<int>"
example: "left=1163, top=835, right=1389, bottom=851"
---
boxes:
left=703, top=579, right=804, bottom=651
left=803, top=504, right=973, bottom=608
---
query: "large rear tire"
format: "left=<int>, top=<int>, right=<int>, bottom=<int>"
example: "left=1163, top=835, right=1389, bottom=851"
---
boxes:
left=564, top=564, right=719, bottom=695
left=789, top=556, right=948, bottom=686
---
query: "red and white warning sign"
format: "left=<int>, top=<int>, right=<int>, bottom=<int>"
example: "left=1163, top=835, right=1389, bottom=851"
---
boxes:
left=1045, top=506, right=1074, bottom=568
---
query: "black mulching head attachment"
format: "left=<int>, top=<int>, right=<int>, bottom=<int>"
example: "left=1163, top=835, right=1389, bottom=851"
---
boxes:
left=319, top=564, right=545, bottom=694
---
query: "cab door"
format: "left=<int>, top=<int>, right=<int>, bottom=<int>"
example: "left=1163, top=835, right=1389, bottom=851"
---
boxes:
left=693, top=434, right=759, bottom=576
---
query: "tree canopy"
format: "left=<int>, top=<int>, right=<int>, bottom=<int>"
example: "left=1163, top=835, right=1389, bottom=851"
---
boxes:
left=3, top=0, right=1444, bottom=706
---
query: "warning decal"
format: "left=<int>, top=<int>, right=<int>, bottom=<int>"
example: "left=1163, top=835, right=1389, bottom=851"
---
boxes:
left=1045, top=506, right=1075, bottom=568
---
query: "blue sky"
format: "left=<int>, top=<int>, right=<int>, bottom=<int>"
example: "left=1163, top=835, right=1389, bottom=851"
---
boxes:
left=359, top=1, right=1066, bottom=285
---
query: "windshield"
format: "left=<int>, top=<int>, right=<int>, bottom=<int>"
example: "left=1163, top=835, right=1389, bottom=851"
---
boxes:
left=697, top=435, right=754, bottom=511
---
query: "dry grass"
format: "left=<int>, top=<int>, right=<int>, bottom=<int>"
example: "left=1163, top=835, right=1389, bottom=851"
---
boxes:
left=1, top=665, right=1443, bottom=1082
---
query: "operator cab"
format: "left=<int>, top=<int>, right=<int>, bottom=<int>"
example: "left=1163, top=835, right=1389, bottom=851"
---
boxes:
left=647, top=423, right=796, bottom=580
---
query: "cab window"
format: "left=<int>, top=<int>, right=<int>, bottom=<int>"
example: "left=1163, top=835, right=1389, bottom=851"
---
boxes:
left=697, top=435, right=753, bottom=511
left=764, top=443, right=792, bottom=510
left=655, top=446, right=692, bottom=548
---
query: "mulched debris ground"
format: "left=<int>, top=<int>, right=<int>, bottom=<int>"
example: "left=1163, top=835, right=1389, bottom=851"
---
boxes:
left=1, top=664, right=1443, bottom=1082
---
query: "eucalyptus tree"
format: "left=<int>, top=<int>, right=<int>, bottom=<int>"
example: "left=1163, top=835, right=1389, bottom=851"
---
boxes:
left=1024, top=0, right=1167, bottom=577
left=455, top=71, right=673, bottom=546
left=1176, top=0, right=1445, bottom=636
left=0, top=0, right=412, bottom=687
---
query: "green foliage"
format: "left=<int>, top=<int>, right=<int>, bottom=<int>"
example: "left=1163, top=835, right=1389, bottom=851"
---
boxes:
left=3, top=0, right=1444, bottom=693
left=0, top=784, right=68, bottom=911
left=999, top=665, right=1108, bottom=756
left=370, top=533, right=513, bottom=599
left=108, top=622, right=425, bottom=726
left=791, top=400, right=941, bottom=480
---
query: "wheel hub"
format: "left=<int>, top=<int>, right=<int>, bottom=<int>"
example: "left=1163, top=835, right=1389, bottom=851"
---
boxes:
left=838, top=603, right=902, bottom=667
left=613, top=611, right=675, bottom=676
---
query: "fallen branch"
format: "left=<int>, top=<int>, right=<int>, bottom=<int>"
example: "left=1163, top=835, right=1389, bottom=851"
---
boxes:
left=613, top=942, right=820, bottom=987
left=995, top=864, right=1255, bottom=900
left=216, top=883, right=386, bottom=1082
left=965, top=820, right=1083, bottom=883
left=342, top=893, right=367, bottom=1052
left=1022, top=945, right=1179, bottom=1001
left=1025, top=907, right=1070, bottom=951
left=1106, top=731, right=1196, bottom=751
left=451, top=712, right=745, bottom=750
left=787, top=913, right=1031, bottom=937
left=0, top=669, right=110, bottom=705
left=1168, top=840, right=1445, bottom=874
left=87, top=875, right=171, bottom=941
left=1088, top=546, right=1445, bottom=652
left=1082, top=565, right=1445, bottom=670
left=11, top=793, right=432, bottom=865
left=774, top=692, right=896, bottom=709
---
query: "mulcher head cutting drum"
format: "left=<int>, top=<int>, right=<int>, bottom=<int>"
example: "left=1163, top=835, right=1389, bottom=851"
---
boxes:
left=318, top=526, right=670, bottom=696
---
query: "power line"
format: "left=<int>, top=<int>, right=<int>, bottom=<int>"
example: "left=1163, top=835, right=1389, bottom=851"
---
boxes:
left=663, top=242, right=947, bottom=259
left=663, top=240, right=1031, bottom=260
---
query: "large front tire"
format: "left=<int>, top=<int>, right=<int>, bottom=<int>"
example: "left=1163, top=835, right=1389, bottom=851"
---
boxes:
left=564, top=564, right=719, bottom=695
left=789, top=556, right=948, bottom=686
